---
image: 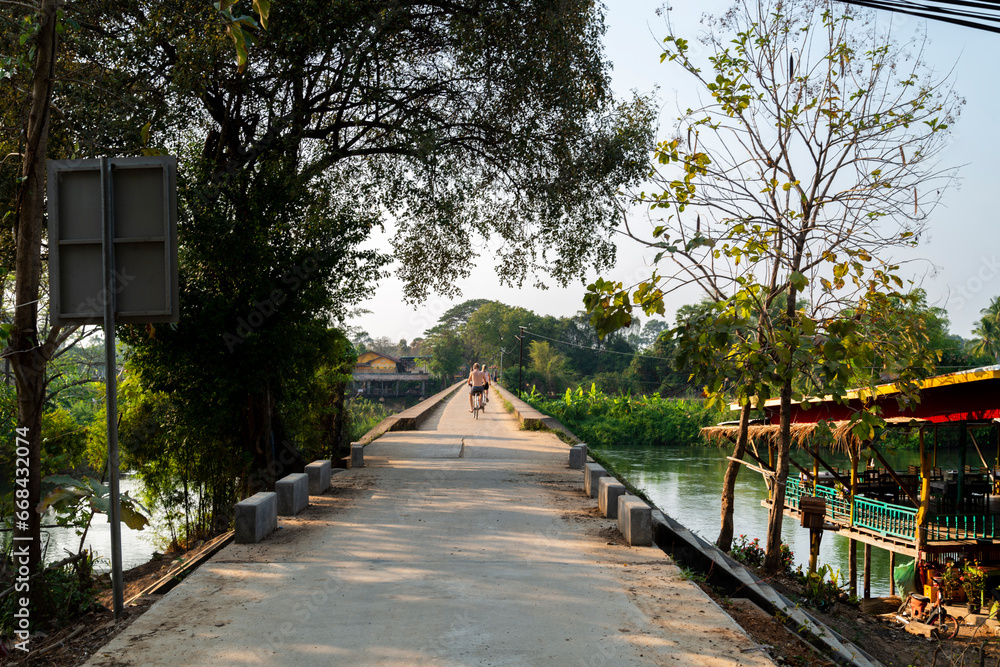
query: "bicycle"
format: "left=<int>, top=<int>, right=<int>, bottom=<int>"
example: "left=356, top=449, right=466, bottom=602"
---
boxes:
left=472, top=389, right=484, bottom=419
left=896, top=576, right=960, bottom=639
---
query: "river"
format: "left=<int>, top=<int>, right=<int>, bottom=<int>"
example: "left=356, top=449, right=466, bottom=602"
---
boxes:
left=17, top=475, right=164, bottom=574
left=592, top=443, right=983, bottom=598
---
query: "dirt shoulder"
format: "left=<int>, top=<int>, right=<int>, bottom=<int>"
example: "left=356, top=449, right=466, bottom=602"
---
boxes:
left=698, top=568, right=1000, bottom=667
left=2, top=555, right=178, bottom=667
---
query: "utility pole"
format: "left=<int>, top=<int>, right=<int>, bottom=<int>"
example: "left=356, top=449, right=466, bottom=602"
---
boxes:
left=517, top=326, right=525, bottom=397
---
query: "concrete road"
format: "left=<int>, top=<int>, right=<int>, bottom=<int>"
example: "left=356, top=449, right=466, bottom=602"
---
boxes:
left=85, top=389, right=773, bottom=666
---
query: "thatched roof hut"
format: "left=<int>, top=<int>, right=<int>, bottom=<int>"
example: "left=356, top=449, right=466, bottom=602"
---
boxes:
left=700, top=416, right=928, bottom=455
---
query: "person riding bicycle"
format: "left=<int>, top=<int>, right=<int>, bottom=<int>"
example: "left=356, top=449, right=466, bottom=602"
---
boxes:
left=468, top=363, right=489, bottom=412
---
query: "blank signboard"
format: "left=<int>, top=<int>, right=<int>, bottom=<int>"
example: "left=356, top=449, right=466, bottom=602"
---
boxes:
left=47, top=156, right=178, bottom=325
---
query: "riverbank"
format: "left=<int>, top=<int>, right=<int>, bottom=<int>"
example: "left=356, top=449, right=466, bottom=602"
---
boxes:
left=1, top=555, right=176, bottom=666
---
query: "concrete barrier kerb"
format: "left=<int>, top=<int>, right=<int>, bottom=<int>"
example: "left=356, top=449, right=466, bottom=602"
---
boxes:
left=234, top=492, right=278, bottom=544
left=618, top=495, right=653, bottom=546
left=354, top=380, right=466, bottom=445
left=492, top=385, right=579, bottom=441
left=276, top=473, right=309, bottom=516
left=583, top=462, right=610, bottom=498
left=598, top=477, right=627, bottom=519
left=305, top=460, right=331, bottom=495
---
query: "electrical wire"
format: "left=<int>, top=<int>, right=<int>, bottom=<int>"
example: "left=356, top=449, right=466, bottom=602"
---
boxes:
left=521, top=329, right=675, bottom=362
left=837, top=0, right=1000, bottom=33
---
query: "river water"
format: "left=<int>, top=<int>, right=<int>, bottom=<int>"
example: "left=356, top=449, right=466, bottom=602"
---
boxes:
left=27, top=475, right=163, bottom=573
left=592, top=444, right=979, bottom=598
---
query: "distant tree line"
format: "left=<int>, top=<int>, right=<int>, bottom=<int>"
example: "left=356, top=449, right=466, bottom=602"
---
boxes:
left=363, top=293, right=1000, bottom=402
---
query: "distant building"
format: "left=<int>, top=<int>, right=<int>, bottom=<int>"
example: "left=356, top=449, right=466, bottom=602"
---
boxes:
left=355, top=351, right=403, bottom=374
left=353, top=352, right=432, bottom=397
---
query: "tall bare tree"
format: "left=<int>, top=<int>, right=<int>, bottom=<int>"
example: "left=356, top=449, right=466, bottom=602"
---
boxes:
left=587, top=0, right=960, bottom=573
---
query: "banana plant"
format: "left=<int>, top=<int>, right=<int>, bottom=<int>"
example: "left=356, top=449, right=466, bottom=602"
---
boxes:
left=38, top=475, right=150, bottom=533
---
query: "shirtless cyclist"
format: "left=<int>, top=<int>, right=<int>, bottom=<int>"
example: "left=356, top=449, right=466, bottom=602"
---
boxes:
left=468, top=363, right=489, bottom=412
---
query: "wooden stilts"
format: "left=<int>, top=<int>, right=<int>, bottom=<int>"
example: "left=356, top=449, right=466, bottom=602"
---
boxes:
left=849, top=539, right=858, bottom=598
left=917, top=428, right=930, bottom=554
left=864, top=543, right=872, bottom=600
left=813, top=444, right=819, bottom=496
left=809, top=529, right=821, bottom=574
left=889, top=551, right=896, bottom=596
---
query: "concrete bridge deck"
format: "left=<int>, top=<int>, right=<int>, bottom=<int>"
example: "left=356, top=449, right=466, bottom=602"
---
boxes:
left=85, top=389, right=773, bottom=666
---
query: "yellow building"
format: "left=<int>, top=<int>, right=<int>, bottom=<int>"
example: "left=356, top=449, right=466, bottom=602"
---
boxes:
left=355, top=351, right=401, bottom=374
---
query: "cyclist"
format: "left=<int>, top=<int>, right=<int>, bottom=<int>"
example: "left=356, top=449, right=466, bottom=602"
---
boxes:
left=468, top=363, right=489, bottom=412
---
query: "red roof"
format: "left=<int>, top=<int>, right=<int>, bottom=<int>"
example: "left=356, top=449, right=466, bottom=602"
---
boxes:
left=762, top=365, right=1000, bottom=425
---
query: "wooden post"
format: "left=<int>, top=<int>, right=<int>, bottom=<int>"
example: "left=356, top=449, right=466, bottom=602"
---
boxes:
left=917, top=428, right=930, bottom=553
left=800, top=496, right=826, bottom=575
left=889, top=550, right=896, bottom=596
left=958, top=421, right=968, bottom=509
left=864, top=543, right=872, bottom=600
left=850, top=452, right=858, bottom=526
left=813, top=444, right=819, bottom=496
left=849, top=539, right=858, bottom=598
left=809, top=530, right=822, bottom=573
left=933, top=425, right=938, bottom=467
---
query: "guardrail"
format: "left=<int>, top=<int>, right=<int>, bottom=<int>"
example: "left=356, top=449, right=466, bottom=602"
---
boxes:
left=787, top=478, right=917, bottom=540
left=927, top=513, right=1000, bottom=541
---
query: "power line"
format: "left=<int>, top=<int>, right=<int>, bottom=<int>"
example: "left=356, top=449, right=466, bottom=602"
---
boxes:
left=521, top=329, right=675, bottom=363
left=837, top=0, right=1000, bottom=33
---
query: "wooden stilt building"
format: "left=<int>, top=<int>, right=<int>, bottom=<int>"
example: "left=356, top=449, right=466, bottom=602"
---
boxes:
left=703, top=365, right=1000, bottom=599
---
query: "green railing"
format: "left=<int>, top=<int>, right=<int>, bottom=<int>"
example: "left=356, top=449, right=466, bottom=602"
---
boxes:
left=928, top=514, right=1000, bottom=541
left=853, top=496, right=917, bottom=540
left=785, top=478, right=999, bottom=542
left=785, top=478, right=851, bottom=522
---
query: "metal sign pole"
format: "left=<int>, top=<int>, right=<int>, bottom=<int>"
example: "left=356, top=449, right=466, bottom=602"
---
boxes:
left=101, top=157, right=124, bottom=619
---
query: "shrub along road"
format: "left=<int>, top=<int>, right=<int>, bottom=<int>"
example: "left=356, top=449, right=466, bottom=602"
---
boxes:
left=84, top=389, right=774, bottom=666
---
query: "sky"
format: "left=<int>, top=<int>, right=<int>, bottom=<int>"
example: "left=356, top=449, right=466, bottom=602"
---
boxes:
left=348, top=1, right=1000, bottom=345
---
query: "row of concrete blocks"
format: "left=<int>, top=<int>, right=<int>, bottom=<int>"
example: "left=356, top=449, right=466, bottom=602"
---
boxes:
left=234, top=459, right=349, bottom=544
left=570, top=444, right=653, bottom=547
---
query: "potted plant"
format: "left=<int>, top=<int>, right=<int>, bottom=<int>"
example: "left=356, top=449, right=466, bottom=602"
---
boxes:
left=941, top=562, right=964, bottom=603
left=963, top=561, right=986, bottom=614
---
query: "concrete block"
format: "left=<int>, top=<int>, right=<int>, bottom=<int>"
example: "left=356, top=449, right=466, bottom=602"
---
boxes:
left=235, top=492, right=277, bottom=544
left=618, top=495, right=653, bottom=546
left=598, top=477, right=627, bottom=519
left=584, top=462, right=610, bottom=498
left=276, top=473, right=309, bottom=516
left=351, top=443, right=364, bottom=468
left=305, top=460, right=332, bottom=495
left=569, top=443, right=587, bottom=469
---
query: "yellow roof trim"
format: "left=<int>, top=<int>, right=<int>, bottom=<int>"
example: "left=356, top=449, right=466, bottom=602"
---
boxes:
left=756, top=366, right=1000, bottom=409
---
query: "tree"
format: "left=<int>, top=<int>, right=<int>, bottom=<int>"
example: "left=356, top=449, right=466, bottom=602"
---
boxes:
left=462, top=302, right=536, bottom=370
left=586, top=0, right=958, bottom=572
left=0, top=0, right=270, bottom=603
left=7, top=0, right=66, bottom=584
left=428, top=330, right=464, bottom=388
left=527, top=340, right=571, bottom=394
left=970, top=297, right=1000, bottom=364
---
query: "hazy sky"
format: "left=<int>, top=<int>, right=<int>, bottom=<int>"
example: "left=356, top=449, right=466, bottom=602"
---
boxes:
left=349, top=1, right=1000, bottom=345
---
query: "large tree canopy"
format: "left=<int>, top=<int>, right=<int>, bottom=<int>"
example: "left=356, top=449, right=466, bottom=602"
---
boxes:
left=0, top=0, right=654, bottom=595
left=128, top=0, right=655, bottom=299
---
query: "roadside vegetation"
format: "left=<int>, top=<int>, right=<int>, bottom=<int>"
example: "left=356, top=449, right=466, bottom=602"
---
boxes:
left=522, top=385, right=723, bottom=449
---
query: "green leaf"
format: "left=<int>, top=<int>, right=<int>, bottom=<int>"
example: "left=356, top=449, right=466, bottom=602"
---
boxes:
left=42, top=474, right=86, bottom=488
left=36, top=486, right=86, bottom=513
left=120, top=502, right=149, bottom=530
left=253, top=0, right=271, bottom=29
left=790, top=271, right=808, bottom=292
